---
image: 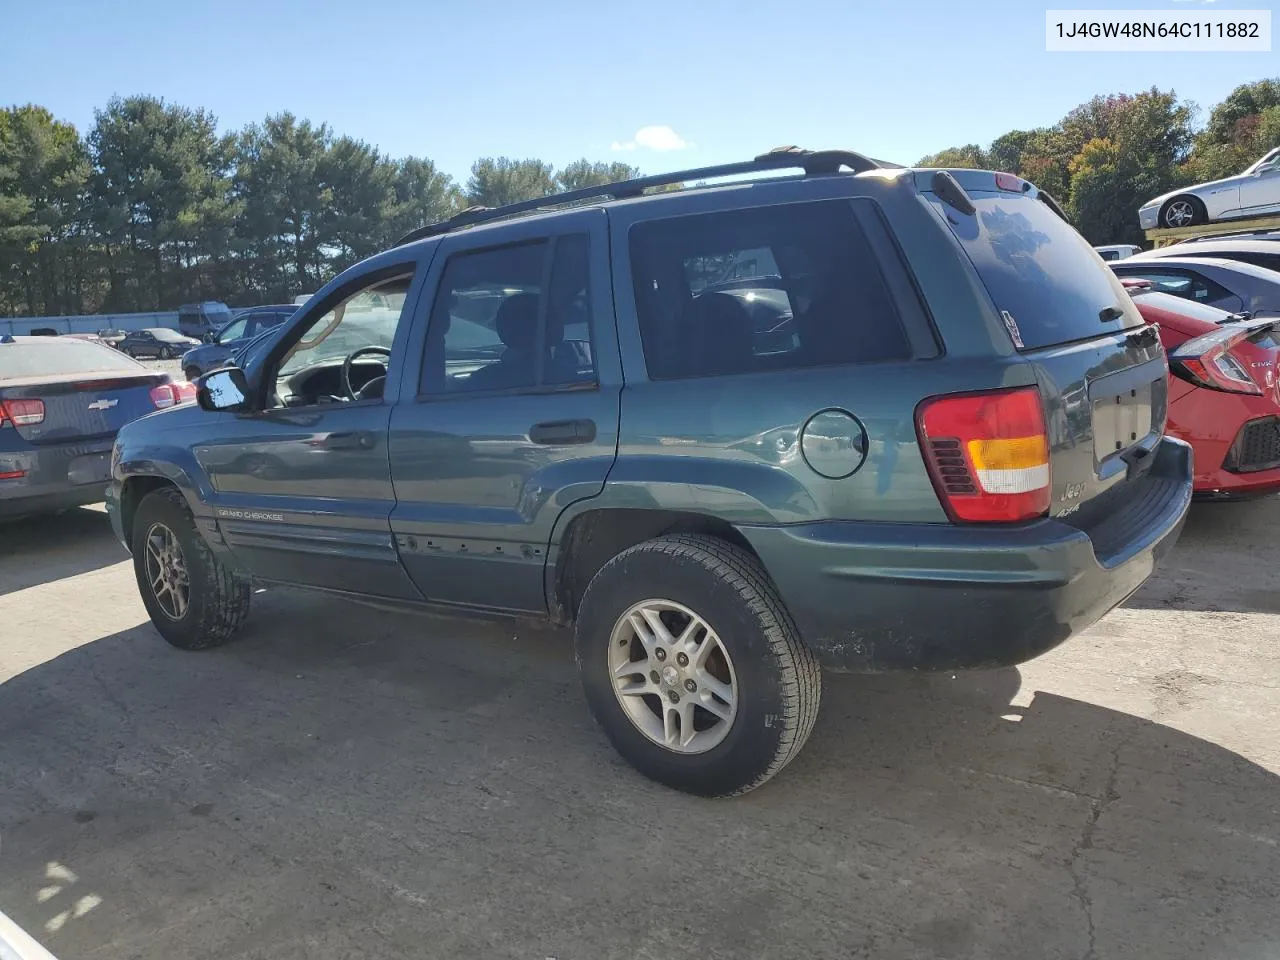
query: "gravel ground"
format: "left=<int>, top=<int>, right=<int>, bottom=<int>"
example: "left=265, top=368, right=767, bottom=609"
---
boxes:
left=0, top=499, right=1277, bottom=960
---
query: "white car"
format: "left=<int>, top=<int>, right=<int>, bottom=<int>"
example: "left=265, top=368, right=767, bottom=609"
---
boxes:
left=1139, top=147, right=1280, bottom=230
left=1094, top=244, right=1141, bottom=262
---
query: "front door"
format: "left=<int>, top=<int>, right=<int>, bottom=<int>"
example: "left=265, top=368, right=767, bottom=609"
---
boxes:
left=388, top=212, right=621, bottom=613
left=196, top=265, right=426, bottom=599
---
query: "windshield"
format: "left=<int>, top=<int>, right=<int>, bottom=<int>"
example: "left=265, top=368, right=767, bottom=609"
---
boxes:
left=1135, top=290, right=1235, bottom=323
left=217, top=316, right=249, bottom=342
left=1245, top=147, right=1280, bottom=174
left=939, top=191, right=1144, bottom=349
left=147, top=328, right=187, bottom=342
left=0, top=339, right=143, bottom=379
left=279, top=277, right=410, bottom=376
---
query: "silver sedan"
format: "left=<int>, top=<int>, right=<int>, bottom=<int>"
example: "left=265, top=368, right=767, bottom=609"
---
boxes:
left=1139, top=147, right=1280, bottom=230
left=1110, top=255, right=1280, bottom=316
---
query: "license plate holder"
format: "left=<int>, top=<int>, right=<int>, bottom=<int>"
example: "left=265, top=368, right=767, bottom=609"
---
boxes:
left=68, top=452, right=112, bottom=486
left=1092, top=380, right=1155, bottom=463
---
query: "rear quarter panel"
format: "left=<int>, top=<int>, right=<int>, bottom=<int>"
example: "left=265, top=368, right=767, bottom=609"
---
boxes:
left=596, top=174, right=1039, bottom=528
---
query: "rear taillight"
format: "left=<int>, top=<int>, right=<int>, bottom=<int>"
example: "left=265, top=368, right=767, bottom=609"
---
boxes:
left=149, top=382, right=198, bottom=409
left=1169, top=328, right=1265, bottom=396
left=0, top=398, right=46, bottom=428
left=916, top=386, right=1051, bottom=523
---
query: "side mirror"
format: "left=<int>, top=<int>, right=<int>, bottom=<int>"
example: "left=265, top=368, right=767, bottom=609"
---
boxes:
left=196, top=367, right=251, bottom=413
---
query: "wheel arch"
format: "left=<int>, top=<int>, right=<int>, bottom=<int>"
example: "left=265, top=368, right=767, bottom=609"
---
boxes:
left=547, top=506, right=764, bottom=625
left=1160, top=194, right=1207, bottom=225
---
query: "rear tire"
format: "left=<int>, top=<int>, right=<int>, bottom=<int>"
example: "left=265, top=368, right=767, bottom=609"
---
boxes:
left=575, top=534, right=822, bottom=797
left=1160, top=196, right=1206, bottom=228
left=131, top=486, right=251, bottom=650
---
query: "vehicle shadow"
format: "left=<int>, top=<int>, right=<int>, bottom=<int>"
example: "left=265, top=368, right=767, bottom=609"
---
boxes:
left=1124, top=495, right=1280, bottom=615
left=0, top=592, right=1275, bottom=960
left=0, top=508, right=126, bottom=598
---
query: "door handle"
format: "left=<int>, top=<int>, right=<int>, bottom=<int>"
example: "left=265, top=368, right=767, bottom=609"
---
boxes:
left=529, top=419, right=596, bottom=445
left=311, top=431, right=373, bottom=451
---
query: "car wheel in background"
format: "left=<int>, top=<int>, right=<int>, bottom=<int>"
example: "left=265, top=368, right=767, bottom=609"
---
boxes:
left=131, top=486, right=252, bottom=650
left=575, top=534, right=822, bottom=797
left=185, top=366, right=201, bottom=382
left=159, top=346, right=172, bottom=360
left=1161, top=196, right=1206, bottom=229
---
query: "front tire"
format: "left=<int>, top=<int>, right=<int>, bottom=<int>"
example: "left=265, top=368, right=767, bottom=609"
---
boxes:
left=160, top=346, right=173, bottom=360
left=131, top=486, right=251, bottom=650
left=575, top=534, right=821, bottom=796
left=185, top=366, right=201, bottom=382
left=1161, top=196, right=1206, bottom=228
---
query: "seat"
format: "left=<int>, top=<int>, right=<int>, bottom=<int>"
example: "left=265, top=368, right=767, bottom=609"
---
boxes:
left=680, top=292, right=755, bottom=377
left=462, top=293, right=540, bottom=392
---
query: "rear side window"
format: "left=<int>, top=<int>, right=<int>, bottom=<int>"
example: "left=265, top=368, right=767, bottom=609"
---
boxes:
left=941, top=193, right=1144, bottom=350
left=629, top=201, right=912, bottom=380
left=0, top=340, right=141, bottom=379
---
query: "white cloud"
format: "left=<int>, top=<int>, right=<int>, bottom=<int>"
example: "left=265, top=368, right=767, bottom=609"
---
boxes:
left=611, top=125, right=690, bottom=152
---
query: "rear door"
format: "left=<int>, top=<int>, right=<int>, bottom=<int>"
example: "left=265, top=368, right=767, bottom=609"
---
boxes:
left=927, top=174, right=1169, bottom=516
left=387, top=209, right=621, bottom=613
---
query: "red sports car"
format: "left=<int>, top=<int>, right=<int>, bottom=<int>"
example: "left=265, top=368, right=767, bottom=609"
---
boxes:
left=1123, top=278, right=1280, bottom=498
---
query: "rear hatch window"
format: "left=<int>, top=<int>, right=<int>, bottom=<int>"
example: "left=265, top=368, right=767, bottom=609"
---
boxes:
left=925, top=174, right=1145, bottom=350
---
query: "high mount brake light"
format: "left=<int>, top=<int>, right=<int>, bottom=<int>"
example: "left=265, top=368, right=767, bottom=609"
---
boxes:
left=916, top=387, right=1051, bottom=523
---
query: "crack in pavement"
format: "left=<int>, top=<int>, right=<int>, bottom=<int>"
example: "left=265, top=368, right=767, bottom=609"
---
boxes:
left=1065, top=737, right=1123, bottom=960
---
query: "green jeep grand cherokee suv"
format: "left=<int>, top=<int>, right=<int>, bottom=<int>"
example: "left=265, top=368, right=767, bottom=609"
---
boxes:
left=107, top=149, right=1192, bottom=796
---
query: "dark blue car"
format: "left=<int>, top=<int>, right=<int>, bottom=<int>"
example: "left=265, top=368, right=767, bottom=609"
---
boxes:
left=180, top=305, right=296, bottom=380
left=1, top=335, right=194, bottom=519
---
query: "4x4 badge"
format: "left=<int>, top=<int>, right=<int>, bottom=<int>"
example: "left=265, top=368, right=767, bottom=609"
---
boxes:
left=1000, top=310, right=1025, bottom=349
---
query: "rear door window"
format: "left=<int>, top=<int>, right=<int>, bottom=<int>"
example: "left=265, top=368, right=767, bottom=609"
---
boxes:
left=421, top=235, right=596, bottom=394
left=940, top=193, right=1144, bottom=350
left=629, top=201, right=913, bottom=380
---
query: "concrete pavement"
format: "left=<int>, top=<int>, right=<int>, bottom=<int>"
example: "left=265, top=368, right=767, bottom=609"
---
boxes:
left=0, top=501, right=1277, bottom=959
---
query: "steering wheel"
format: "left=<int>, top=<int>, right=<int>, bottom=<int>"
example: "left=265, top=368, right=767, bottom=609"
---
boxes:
left=341, top=346, right=392, bottom=400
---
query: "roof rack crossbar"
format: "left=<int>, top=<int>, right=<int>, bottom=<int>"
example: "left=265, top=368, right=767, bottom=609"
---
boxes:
left=395, top=147, right=883, bottom=246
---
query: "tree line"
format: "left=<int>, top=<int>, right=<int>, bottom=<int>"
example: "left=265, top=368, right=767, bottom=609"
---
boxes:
left=3, top=80, right=1278, bottom=319
left=918, top=79, right=1280, bottom=248
left=0, top=95, right=638, bottom=318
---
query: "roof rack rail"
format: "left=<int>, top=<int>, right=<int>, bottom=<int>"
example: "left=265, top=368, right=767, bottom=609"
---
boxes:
left=395, top=146, right=885, bottom=246
left=1175, top=228, right=1280, bottom=244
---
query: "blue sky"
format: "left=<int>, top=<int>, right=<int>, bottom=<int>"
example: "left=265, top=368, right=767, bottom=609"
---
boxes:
left=2, top=0, right=1275, bottom=183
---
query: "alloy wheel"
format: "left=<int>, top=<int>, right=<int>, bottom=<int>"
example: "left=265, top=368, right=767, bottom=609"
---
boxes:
left=144, top=522, right=191, bottom=620
left=1164, top=200, right=1196, bottom=228
left=608, top=599, right=738, bottom=754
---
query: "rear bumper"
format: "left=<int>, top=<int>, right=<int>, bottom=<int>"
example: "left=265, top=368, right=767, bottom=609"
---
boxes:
left=0, top=438, right=114, bottom=518
left=740, top=437, right=1193, bottom=672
